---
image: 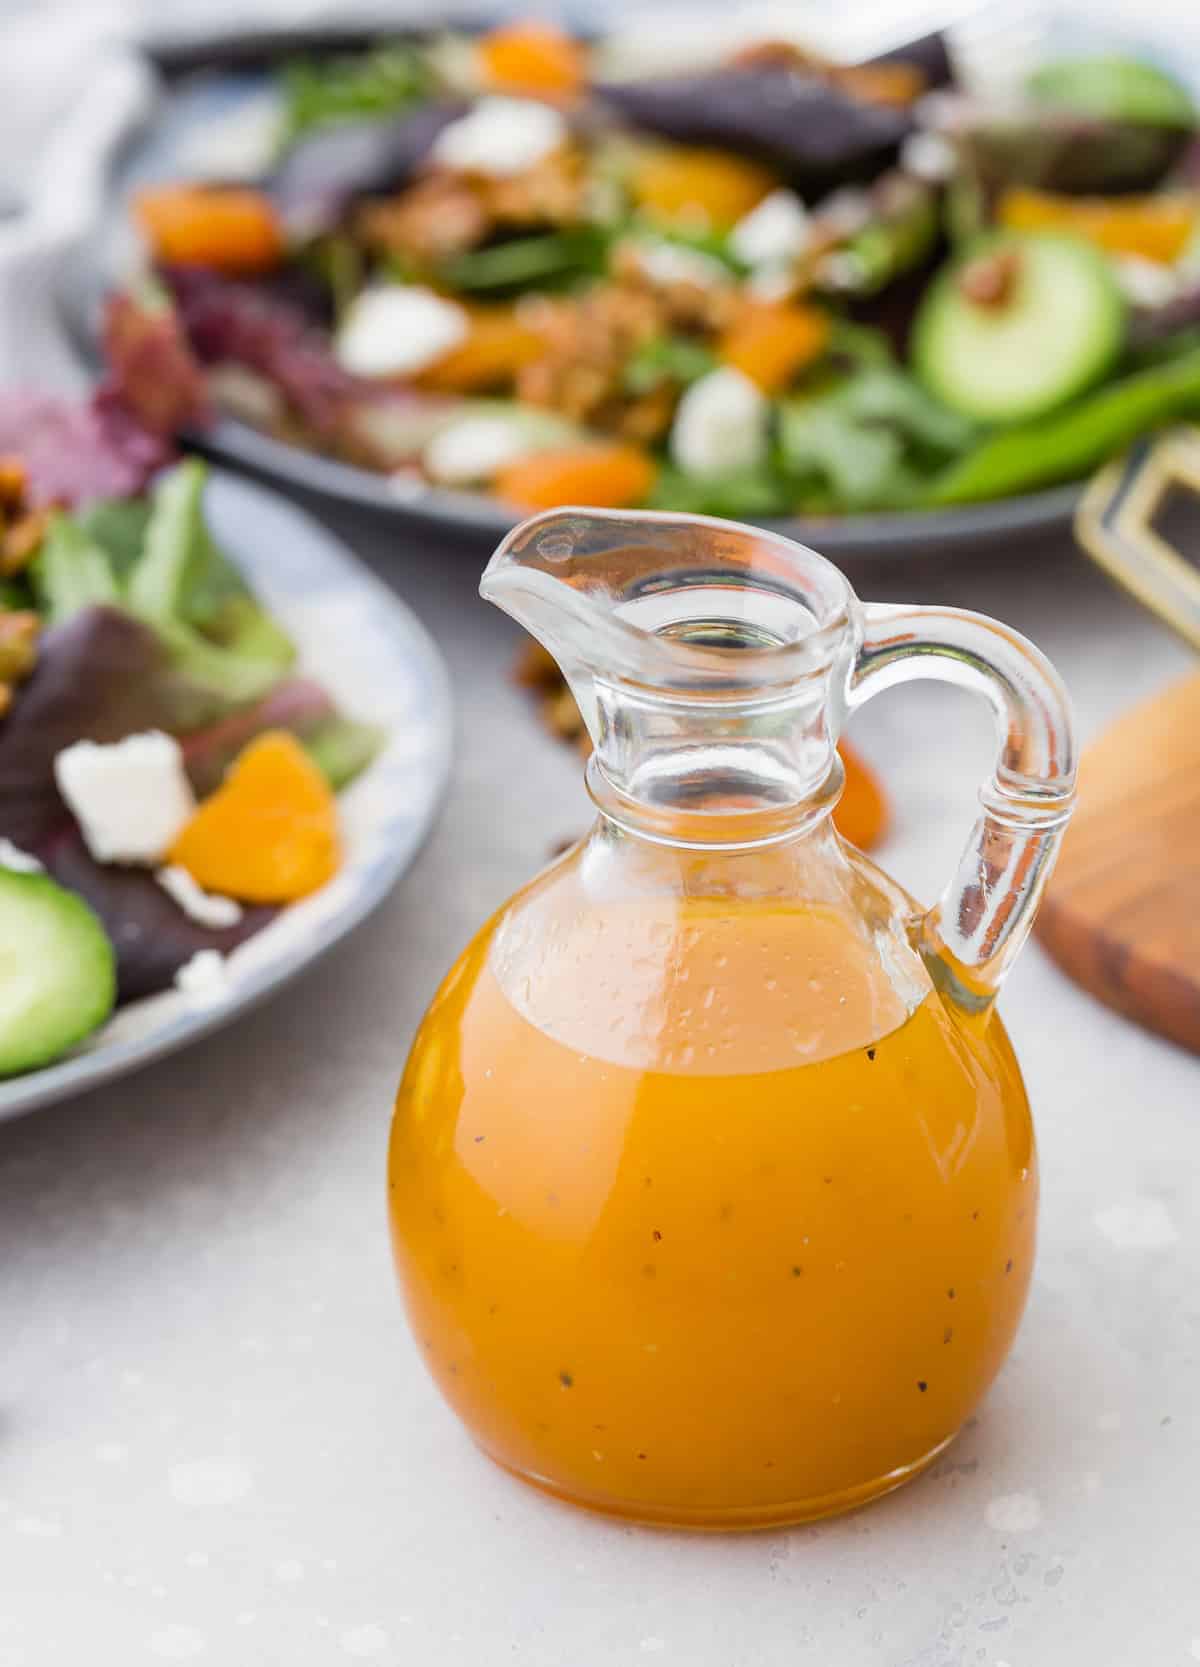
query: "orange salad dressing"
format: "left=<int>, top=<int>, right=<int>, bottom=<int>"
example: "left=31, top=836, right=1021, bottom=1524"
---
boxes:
left=389, top=897, right=1036, bottom=1528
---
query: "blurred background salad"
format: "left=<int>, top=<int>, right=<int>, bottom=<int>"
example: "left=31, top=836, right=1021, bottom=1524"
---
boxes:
left=40, top=0, right=1200, bottom=526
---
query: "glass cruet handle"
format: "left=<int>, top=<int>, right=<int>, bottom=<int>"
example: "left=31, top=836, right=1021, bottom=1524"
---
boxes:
left=847, top=602, right=1077, bottom=1015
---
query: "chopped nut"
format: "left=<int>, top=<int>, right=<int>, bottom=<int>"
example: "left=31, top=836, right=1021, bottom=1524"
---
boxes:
left=834, top=61, right=926, bottom=108
left=1, top=508, right=51, bottom=577
left=0, top=610, right=39, bottom=683
left=610, top=239, right=738, bottom=333
left=513, top=642, right=593, bottom=758
left=512, top=639, right=560, bottom=688
left=517, top=281, right=687, bottom=440
left=485, top=148, right=587, bottom=229
left=727, top=39, right=811, bottom=71
left=358, top=174, right=490, bottom=265
left=617, top=385, right=678, bottom=444
left=357, top=147, right=587, bottom=269
left=546, top=683, right=585, bottom=741
left=0, top=455, right=26, bottom=510
left=959, top=247, right=1021, bottom=309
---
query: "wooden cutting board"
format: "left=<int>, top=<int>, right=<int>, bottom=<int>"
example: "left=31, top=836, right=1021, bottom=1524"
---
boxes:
left=1037, top=673, right=1200, bottom=1055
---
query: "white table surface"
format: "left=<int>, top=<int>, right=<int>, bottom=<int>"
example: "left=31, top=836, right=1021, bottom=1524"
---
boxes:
left=1, top=498, right=1198, bottom=1666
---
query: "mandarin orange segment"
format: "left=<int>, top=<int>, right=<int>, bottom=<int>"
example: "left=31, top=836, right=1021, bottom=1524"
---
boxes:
left=170, top=731, right=341, bottom=904
left=134, top=186, right=285, bottom=275
left=477, top=21, right=587, bottom=97
left=632, top=148, right=778, bottom=230
left=419, top=308, right=544, bottom=392
left=998, top=187, right=1199, bottom=265
left=719, top=301, right=831, bottom=393
left=834, top=741, right=888, bottom=851
left=494, top=443, right=657, bottom=510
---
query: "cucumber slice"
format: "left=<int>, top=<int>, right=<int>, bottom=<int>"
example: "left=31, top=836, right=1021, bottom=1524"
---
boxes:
left=0, top=870, right=116, bottom=1076
left=912, top=234, right=1125, bottom=424
left=1028, top=57, right=1196, bottom=130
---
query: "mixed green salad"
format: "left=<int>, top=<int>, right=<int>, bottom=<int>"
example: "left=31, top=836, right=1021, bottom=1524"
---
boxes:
left=115, top=21, right=1200, bottom=519
left=0, top=387, right=380, bottom=1079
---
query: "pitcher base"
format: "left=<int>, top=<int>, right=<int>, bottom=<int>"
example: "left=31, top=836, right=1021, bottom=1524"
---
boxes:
left=481, top=1429, right=960, bottom=1532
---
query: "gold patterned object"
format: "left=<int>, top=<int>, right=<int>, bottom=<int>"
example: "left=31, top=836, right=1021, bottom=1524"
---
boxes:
left=1075, top=426, right=1200, bottom=651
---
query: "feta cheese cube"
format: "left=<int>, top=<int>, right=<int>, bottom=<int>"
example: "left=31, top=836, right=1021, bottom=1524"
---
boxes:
left=730, top=189, right=811, bottom=269
left=156, top=866, right=244, bottom=930
left=335, top=286, right=470, bottom=379
left=424, top=407, right=576, bottom=485
left=669, top=367, right=769, bottom=479
left=430, top=96, right=568, bottom=178
left=899, top=130, right=956, bottom=185
left=629, top=238, right=729, bottom=290
left=174, top=949, right=230, bottom=1004
left=54, top=732, right=196, bottom=866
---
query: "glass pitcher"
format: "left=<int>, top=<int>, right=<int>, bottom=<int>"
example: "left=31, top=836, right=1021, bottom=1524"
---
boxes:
left=388, top=510, right=1076, bottom=1530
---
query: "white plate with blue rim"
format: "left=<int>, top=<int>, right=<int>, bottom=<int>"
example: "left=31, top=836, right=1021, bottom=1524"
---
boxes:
left=0, top=469, right=453, bottom=1122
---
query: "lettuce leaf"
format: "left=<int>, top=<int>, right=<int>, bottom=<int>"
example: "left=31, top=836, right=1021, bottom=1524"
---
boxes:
left=30, top=516, right=121, bottom=625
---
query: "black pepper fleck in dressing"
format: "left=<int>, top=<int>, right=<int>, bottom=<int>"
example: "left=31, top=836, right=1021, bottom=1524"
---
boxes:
left=559, top=1370, right=574, bottom=1388
left=917, top=1381, right=928, bottom=1393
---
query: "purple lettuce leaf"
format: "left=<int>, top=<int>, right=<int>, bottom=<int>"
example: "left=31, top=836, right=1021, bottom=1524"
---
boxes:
left=101, top=289, right=212, bottom=439
left=0, top=608, right=174, bottom=850
left=162, top=265, right=359, bottom=438
left=37, top=825, right=274, bottom=1004
left=597, top=68, right=912, bottom=197
left=268, top=100, right=466, bottom=236
left=161, top=266, right=458, bottom=458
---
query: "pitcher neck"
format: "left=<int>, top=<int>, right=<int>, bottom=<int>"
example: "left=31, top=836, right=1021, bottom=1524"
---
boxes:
left=585, top=728, right=848, bottom=853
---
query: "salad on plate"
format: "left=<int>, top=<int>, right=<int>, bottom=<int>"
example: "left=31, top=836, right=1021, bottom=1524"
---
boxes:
left=0, top=367, right=382, bottom=1079
left=109, top=18, right=1200, bottom=520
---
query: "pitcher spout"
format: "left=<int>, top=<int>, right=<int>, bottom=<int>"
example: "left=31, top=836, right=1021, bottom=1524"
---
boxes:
left=481, top=507, right=858, bottom=827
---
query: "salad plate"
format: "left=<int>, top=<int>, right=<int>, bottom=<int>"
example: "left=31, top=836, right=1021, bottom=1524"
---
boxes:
left=0, top=468, right=452, bottom=1123
left=58, top=15, right=1200, bottom=558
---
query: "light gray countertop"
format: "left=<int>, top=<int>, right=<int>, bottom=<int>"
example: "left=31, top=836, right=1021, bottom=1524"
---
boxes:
left=2, top=499, right=1197, bottom=1666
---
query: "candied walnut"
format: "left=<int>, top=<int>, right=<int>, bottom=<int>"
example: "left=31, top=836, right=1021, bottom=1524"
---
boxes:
left=615, top=385, right=678, bottom=444
left=835, top=61, right=926, bottom=108
left=517, top=283, right=679, bottom=439
left=0, top=455, right=26, bottom=511
left=357, top=148, right=587, bottom=268
left=485, top=148, right=588, bottom=229
left=609, top=239, right=739, bottom=333
left=727, top=39, right=811, bottom=71
left=0, top=610, right=39, bottom=685
left=512, top=639, right=561, bottom=689
left=357, top=174, right=490, bottom=265
left=1, top=509, right=50, bottom=578
left=959, top=248, right=1020, bottom=308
